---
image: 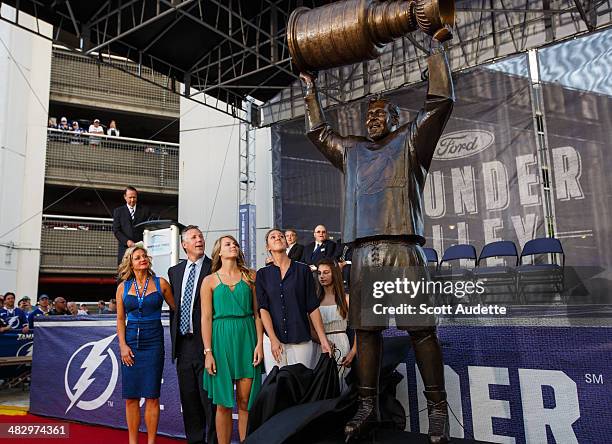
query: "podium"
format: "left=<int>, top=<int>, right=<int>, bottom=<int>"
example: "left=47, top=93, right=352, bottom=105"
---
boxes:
left=136, top=219, right=184, bottom=281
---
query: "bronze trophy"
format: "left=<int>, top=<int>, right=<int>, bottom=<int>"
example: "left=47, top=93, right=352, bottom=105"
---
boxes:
left=288, top=0, right=454, bottom=72
left=290, top=1, right=456, bottom=443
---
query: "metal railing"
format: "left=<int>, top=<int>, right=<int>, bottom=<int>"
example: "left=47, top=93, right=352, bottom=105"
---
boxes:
left=45, top=129, right=179, bottom=194
left=40, top=215, right=117, bottom=274
left=50, top=49, right=179, bottom=116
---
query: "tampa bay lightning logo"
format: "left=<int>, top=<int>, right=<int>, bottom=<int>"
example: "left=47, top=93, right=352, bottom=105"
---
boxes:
left=64, top=334, right=118, bottom=413
left=7, top=316, right=20, bottom=329
left=16, top=341, right=33, bottom=357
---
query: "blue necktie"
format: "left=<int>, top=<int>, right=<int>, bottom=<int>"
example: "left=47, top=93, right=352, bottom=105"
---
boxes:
left=179, top=263, right=197, bottom=335
left=312, top=243, right=321, bottom=261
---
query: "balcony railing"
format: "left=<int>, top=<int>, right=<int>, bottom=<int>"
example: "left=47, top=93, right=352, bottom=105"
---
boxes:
left=50, top=49, right=179, bottom=117
left=45, top=129, right=179, bottom=194
left=40, top=215, right=117, bottom=274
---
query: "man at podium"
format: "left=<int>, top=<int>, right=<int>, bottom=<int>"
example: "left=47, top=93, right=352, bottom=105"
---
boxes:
left=112, top=186, right=151, bottom=264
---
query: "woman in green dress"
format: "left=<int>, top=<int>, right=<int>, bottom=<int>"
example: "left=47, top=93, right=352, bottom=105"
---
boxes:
left=200, top=235, right=264, bottom=444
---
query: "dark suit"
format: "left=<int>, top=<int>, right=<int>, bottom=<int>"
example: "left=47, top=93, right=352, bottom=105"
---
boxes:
left=287, top=243, right=304, bottom=261
left=335, top=241, right=354, bottom=289
left=301, top=239, right=337, bottom=265
left=168, top=257, right=215, bottom=444
left=112, top=204, right=151, bottom=263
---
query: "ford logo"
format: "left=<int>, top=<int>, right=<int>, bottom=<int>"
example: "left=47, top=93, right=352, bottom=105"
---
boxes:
left=433, top=130, right=495, bottom=160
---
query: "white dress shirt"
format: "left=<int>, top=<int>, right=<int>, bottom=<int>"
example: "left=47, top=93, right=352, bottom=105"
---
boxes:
left=180, top=256, right=204, bottom=334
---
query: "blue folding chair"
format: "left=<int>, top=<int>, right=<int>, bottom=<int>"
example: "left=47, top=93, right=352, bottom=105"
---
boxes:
left=436, top=244, right=477, bottom=304
left=473, top=241, right=519, bottom=302
left=422, top=247, right=439, bottom=279
left=423, top=247, right=439, bottom=265
left=437, top=244, right=477, bottom=278
left=517, top=238, right=565, bottom=303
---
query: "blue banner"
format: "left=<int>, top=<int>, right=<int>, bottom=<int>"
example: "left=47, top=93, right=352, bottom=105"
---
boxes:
left=0, top=330, right=34, bottom=378
left=29, top=316, right=610, bottom=442
left=394, top=325, right=611, bottom=443
left=29, top=315, right=184, bottom=438
left=239, top=204, right=257, bottom=268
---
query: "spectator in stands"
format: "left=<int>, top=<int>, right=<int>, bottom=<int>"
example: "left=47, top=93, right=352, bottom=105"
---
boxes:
left=18, top=296, right=32, bottom=314
left=28, top=294, right=51, bottom=328
left=107, top=120, right=120, bottom=137
left=49, top=297, right=69, bottom=315
left=88, top=118, right=104, bottom=145
left=0, top=292, right=29, bottom=333
left=0, top=294, right=4, bottom=307
left=285, top=229, right=304, bottom=261
left=70, top=121, right=84, bottom=144
left=78, top=304, right=89, bottom=315
left=58, top=117, right=70, bottom=131
left=48, top=117, right=56, bottom=128
left=109, top=298, right=117, bottom=313
left=301, top=224, right=337, bottom=269
left=98, top=300, right=110, bottom=314
left=35, top=294, right=51, bottom=315
left=112, top=186, right=152, bottom=264
left=67, top=301, right=79, bottom=316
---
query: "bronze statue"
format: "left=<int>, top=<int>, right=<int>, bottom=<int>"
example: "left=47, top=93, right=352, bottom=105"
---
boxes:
left=296, top=2, right=455, bottom=441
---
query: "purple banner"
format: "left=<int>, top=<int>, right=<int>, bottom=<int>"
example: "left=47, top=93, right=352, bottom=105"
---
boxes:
left=29, top=315, right=185, bottom=438
left=394, top=324, right=611, bottom=443
left=29, top=316, right=611, bottom=443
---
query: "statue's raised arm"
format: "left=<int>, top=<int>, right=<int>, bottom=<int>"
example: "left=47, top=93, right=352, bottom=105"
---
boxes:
left=410, top=47, right=455, bottom=171
left=301, top=72, right=361, bottom=172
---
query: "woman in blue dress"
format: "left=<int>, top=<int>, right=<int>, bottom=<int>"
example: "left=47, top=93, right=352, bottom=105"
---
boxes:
left=115, top=245, right=175, bottom=444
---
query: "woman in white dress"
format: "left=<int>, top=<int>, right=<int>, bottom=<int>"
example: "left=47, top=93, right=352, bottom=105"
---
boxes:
left=315, top=258, right=356, bottom=391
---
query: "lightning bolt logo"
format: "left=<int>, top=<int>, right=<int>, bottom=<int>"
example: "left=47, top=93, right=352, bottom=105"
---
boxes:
left=16, top=341, right=33, bottom=357
left=7, top=316, right=20, bottom=329
left=64, top=334, right=118, bottom=414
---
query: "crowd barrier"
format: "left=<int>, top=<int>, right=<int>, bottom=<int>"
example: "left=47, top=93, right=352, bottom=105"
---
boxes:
left=0, top=330, right=34, bottom=380
left=28, top=314, right=610, bottom=443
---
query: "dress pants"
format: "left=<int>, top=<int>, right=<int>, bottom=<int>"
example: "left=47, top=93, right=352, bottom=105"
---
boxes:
left=176, top=334, right=216, bottom=444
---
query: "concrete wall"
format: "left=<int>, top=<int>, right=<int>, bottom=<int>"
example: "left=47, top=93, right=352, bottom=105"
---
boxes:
left=0, top=6, right=52, bottom=297
left=179, top=92, right=272, bottom=268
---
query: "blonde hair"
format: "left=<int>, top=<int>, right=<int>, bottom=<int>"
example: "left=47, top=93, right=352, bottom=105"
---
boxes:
left=117, top=245, right=155, bottom=282
left=210, top=235, right=254, bottom=286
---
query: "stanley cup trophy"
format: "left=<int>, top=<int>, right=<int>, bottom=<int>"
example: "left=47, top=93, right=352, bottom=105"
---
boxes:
left=289, top=1, right=455, bottom=442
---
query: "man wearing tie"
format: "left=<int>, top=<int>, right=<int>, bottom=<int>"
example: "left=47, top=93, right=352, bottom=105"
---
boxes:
left=168, top=225, right=215, bottom=444
left=301, top=224, right=336, bottom=268
left=112, top=186, right=151, bottom=263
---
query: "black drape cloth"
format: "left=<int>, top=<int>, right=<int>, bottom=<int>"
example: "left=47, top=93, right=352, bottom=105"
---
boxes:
left=247, top=353, right=340, bottom=436
left=246, top=336, right=411, bottom=444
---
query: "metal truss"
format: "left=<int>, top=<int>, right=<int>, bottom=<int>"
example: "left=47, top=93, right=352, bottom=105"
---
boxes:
left=261, top=0, right=612, bottom=125
left=1, top=0, right=610, bottom=126
left=0, top=0, right=315, bottom=123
